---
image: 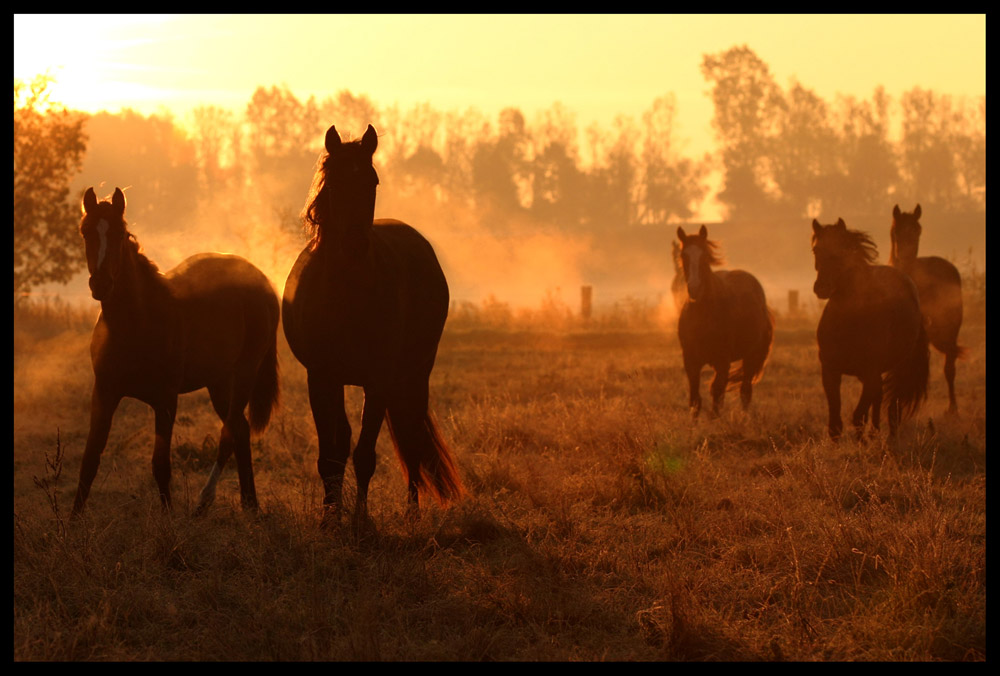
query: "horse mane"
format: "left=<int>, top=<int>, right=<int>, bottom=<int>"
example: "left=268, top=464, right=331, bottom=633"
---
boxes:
left=301, top=154, right=331, bottom=248
left=814, top=225, right=879, bottom=266
left=124, top=229, right=161, bottom=275
left=701, top=238, right=724, bottom=267
left=301, top=134, right=370, bottom=249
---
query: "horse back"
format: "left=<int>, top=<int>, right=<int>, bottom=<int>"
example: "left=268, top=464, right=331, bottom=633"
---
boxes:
left=818, top=265, right=923, bottom=376
left=717, top=269, right=773, bottom=348
left=165, top=253, right=279, bottom=392
left=678, top=269, right=771, bottom=364
left=282, top=219, right=448, bottom=384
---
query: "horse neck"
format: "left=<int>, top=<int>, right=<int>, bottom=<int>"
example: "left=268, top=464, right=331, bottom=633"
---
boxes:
left=318, top=214, right=372, bottom=264
left=833, top=261, right=875, bottom=299
left=688, top=266, right=724, bottom=309
left=100, top=245, right=167, bottom=327
left=889, top=238, right=919, bottom=272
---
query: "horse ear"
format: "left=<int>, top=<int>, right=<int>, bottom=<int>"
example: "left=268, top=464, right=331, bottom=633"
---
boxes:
left=112, top=188, right=126, bottom=215
left=835, top=218, right=846, bottom=229
left=914, top=204, right=921, bottom=219
left=698, top=224, right=708, bottom=239
left=361, top=124, right=378, bottom=155
left=676, top=226, right=687, bottom=243
left=893, top=204, right=901, bottom=218
left=325, top=125, right=342, bottom=153
left=83, top=187, right=97, bottom=215
left=812, top=219, right=822, bottom=235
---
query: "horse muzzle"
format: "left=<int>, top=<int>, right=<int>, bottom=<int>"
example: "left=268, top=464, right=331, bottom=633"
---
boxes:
left=89, top=275, right=114, bottom=301
left=813, top=279, right=833, bottom=299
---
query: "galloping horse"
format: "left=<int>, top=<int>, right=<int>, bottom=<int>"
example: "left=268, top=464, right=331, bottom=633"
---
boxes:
left=812, top=218, right=928, bottom=440
left=890, top=204, right=964, bottom=413
left=72, top=188, right=280, bottom=515
left=676, top=225, right=773, bottom=417
left=282, top=124, right=463, bottom=525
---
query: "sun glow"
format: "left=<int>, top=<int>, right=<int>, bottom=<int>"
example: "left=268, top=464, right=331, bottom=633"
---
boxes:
left=14, top=14, right=179, bottom=113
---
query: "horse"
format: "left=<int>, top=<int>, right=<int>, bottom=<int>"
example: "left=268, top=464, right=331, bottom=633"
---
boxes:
left=890, top=204, right=965, bottom=413
left=812, top=218, right=929, bottom=440
left=72, top=187, right=280, bottom=516
left=676, top=225, right=774, bottom=418
left=282, top=124, right=463, bottom=526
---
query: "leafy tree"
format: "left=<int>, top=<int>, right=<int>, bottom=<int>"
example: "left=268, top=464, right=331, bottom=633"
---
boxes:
left=638, top=94, right=707, bottom=225
left=471, top=108, right=532, bottom=232
left=701, top=45, right=784, bottom=220
left=190, top=104, right=241, bottom=194
left=830, top=87, right=898, bottom=218
left=583, top=115, right=640, bottom=232
left=898, top=88, right=965, bottom=212
left=951, top=96, right=985, bottom=210
left=767, top=80, right=839, bottom=219
left=529, top=103, right=587, bottom=227
left=245, top=85, right=324, bottom=231
left=73, top=110, right=198, bottom=234
left=13, top=76, right=88, bottom=298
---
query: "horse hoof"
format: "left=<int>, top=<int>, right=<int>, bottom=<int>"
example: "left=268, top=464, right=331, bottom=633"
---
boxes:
left=320, top=506, right=342, bottom=530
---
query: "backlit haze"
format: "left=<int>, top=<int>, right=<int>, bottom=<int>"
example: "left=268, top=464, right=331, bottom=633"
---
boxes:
left=14, top=14, right=986, bottom=312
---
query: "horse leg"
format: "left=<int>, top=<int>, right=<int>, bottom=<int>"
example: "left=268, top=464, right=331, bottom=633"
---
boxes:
left=869, top=376, right=883, bottom=433
left=152, top=396, right=178, bottom=510
left=194, top=383, right=234, bottom=515
left=227, top=372, right=259, bottom=513
left=710, top=361, right=729, bottom=417
left=887, top=394, right=901, bottom=439
left=71, top=384, right=121, bottom=515
left=387, top=380, right=431, bottom=511
left=353, top=387, right=387, bottom=527
left=821, top=364, right=843, bottom=441
left=944, top=349, right=958, bottom=414
left=308, top=372, right=351, bottom=523
left=852, top=373, right=880, bottom=440
left=684, top=358, right=702, bottom=418
left=739, top=362, right=754, bottom=410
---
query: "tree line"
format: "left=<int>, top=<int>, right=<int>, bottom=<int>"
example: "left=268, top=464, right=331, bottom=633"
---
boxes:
left=14, top=45, right=986, bottom=296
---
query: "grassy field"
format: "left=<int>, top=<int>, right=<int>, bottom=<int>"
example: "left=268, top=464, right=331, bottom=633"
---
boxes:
left=13, top=299, right=986, bottom=661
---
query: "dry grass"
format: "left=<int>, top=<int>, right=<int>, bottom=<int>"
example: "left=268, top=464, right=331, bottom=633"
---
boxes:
left=13, top=302, right=985, bottom=661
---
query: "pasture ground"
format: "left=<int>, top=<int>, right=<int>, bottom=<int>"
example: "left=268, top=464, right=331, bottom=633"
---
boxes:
left=14, top=301, right=985, bottom=661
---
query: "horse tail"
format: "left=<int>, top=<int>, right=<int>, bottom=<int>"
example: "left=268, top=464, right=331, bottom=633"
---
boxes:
left=385, top=400, right=464, bottom=505
left=248, top=337, right=280, bottom=434
left=884, top=319, right=930, bottom=422
left=726, top=304, right=775, bottom=388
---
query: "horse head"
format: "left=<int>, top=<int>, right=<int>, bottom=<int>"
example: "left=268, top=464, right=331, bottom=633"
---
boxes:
left=314, top=124, right=380, bottom=257
left=676, top=224, right=719, bottom=302
left=890, top=204, right=922, bottom=267
left=811, top=218, right=878, bottom=299
left=80, top=187, right=128, bottom=301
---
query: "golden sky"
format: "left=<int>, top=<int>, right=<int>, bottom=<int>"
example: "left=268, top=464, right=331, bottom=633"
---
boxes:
left=14, top=14, right=986, bottom=158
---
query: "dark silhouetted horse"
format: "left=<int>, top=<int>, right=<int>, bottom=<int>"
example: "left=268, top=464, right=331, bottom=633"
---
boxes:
left=72, top=188, right=280, bottom=515
left=676, top=225, right=773, bottom=417
left=812, top=218, right=929, bottom=440
left=890, top=204, right=964, bottom=413
left=282, top=124, right=463, bottom=526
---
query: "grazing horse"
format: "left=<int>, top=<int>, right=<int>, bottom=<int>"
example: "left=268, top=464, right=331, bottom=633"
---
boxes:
left=282, top=124, right=463, bottom=525
left=676, top=225, right=773, bottom=417
left=812, top=218, right=929, bottom=440
left=890, top=204, right=964, bottom=413
left=72, top=188, right=280, bottom=515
